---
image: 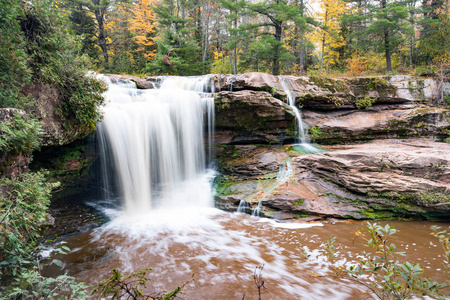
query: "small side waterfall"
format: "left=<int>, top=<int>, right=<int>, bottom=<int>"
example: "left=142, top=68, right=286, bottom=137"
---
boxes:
left=98, top=76, right=216, bottom=214
left=278, top=77, right=322, bottom=153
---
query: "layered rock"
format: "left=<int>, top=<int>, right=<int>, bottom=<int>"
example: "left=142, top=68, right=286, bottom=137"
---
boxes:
left=303, top=104, right=450, bottom=144
left=215, top=90, right=297, bottom=144
left=214, top=140, right=450, bottom=220
left=210, top=73, right=450, bottom=145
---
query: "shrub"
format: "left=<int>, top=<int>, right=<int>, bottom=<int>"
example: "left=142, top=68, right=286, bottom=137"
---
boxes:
left=308, top=126, right=322, bottom=142
left=355, top=96, right=376, bottom=109
left=415, top=66, right=436, bottom=77
left=321, top=223, right=448, bottom=299
left=0, top=113, right=42, bottom=154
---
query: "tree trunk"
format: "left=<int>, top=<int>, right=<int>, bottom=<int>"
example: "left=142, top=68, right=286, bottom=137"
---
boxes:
left=272, top=20, right=282, bottom=75
left=94, top=9, right=109, bottom=69
left=299, top=0, right=305, bottom=75
left=320, top=34, right=325, bottom=73
left=233, top=17, right=238, bottom=74
left=385, top=30, right=392, bottom=72
left=382, top=0, right=392, bottom=72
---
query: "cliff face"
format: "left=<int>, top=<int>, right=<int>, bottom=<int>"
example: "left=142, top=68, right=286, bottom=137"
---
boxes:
left=206, top=72, right=450, bottom=220
left=1, top=83, right=100, bottom=200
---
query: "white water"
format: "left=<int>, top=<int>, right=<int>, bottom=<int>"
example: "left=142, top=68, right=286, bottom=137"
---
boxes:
left=278, top=77, right=322, bottom=153
left=98, top=76, right=216, bottom=214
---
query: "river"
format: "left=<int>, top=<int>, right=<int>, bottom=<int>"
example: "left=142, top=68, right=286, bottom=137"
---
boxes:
left=46, top=75, right=448, bottom=299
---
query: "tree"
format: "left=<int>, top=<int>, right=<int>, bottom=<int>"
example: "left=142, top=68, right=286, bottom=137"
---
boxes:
left=310, top=0, right=347, bottom=73
left=67, top=2, right=100, bottom=65
left=74, top=0, right=112, bottom=69
left=129, top=0, right=157, bottom=63
left=149, top=0, right=204, bottom=75
left=365, top=0, right=412, bottom=72
left=222, top=0, right=309, bottom=75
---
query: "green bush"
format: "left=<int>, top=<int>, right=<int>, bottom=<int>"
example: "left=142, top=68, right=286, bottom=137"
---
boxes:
left=0, top=113, right=42, bottom=154
left=0, top=170, right=90, bottom=299
left=321, top=223, right=448, bottom=299
left=355, top=96, right=376, bottom=109
left=309, top=126, right=323, bottom=142
left=0, top=0, right=107, bottom=134
left=0, top=0, right=29, bottom=109
left=20, top=0, right=107, bottom=132
left=415, top=66, right=436, bottom=77
left=0, top=171, right=58, bottom=279
left=444, top=96, right=450, bottom=106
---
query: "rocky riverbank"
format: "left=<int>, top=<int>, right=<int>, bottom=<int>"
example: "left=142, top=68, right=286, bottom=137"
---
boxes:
left=207, top=72, right=450, bottom=220
left=213, top=139, right=450, bottom=220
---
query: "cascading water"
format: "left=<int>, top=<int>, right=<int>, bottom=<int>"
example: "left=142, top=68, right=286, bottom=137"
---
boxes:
left=278, top=77, right=322, bottom=153
left=97, top=76, right=216, bottom=214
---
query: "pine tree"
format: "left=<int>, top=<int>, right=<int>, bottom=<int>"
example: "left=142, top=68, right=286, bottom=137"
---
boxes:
left=365, top=0, right=412, bottom=72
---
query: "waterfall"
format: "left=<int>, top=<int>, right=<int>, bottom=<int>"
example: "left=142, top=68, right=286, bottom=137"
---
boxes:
left=97, top=76, right=216, bottom=214
left=278, top=77, right=322, bottom=153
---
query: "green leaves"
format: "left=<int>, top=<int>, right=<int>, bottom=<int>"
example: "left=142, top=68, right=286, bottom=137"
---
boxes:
left=324, top=222, right=449, bottom=299
left=0, top=113, right=42, bottom=154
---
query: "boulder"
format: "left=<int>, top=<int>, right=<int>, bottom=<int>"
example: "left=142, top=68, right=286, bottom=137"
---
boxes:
left=215, top=72, right=280, bottom=92
left=23, top=84, right=92, bottom=147
left=296, top=139, right=450, bottom=196
left=215, top=90, right=297, bottom=144
left=107, top=74, right=157, bottom=89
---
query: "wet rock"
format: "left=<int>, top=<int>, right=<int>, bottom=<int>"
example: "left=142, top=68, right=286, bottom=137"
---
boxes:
left=303, top=105, right=450, bottom=144
left=216, top=145, right=289, bottom=176
left=215, top=90, right=296, bottom=144
left=30, top=136, right=98, bottom=200
left=107, top=74, right=157, bottom=89
left=214, top=140, right=450, bottom=221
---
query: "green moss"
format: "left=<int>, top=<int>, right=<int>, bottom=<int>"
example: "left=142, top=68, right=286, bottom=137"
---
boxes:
left=294, top=213, right=310, bottom=219
left=294, top=199, right=304, bottom=206
left=416, top=190, right=450, bottom=205
left=309, top=76, right=350, bottom=93
left=213, top=177, right=237, bottom=197
left=348, top=77, right=397, bottom=98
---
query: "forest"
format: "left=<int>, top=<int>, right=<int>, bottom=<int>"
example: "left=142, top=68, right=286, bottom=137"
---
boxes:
left=41, top=0, right=450, bottom=76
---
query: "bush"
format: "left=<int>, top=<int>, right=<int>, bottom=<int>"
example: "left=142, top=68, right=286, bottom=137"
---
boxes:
left=0, top=0, right=107, bottom=133
left=0, top=171, right=58, bottom=279
left=19, top=0, right=107, bottom=132
left=415, top=66, right=436, bottom=77
left=355, top=96, right=376, bottom=109
left=309, top=126, right=323, bottom=142
left=0, top=170, right=90, bottom=299
left=321, top=222, right=448, bottom=299
left=0, top=113, right=42, bottom=154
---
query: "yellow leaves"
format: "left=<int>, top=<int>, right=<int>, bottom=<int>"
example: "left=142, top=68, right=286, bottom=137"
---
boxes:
left=129, top=0, right=157, bottom=61
left=309, top=0, right=348, bottom=68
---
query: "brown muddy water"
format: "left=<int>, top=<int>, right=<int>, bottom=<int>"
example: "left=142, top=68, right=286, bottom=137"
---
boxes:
left=45, top=207, right=449, bottom=299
